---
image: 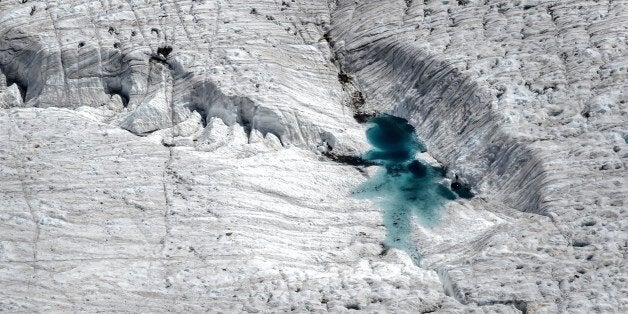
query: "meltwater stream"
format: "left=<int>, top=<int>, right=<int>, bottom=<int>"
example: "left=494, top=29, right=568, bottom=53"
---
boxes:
left=352, top=115, right=470, bottom=265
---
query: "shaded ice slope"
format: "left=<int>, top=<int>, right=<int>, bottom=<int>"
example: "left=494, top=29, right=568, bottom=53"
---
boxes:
left=0, top=1, right=455, bottom=312
left=0, top=108, right=448, bottom=312
left=0, top=108, right=517, bottom=312
left=0, top=0, right=626, bottom=312
left=0, top=0, right=363, bottom=152
left=329, top=0, right=627, bottom=311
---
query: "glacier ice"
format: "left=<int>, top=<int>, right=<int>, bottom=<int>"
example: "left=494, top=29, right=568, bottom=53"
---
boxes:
left=353, top=115, right=463, bottom=265
left=0, top=0, right=626, bottom=312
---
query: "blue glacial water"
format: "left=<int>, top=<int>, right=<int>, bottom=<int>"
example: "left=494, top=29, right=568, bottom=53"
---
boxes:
left=352, top=115, right=470, bottom=265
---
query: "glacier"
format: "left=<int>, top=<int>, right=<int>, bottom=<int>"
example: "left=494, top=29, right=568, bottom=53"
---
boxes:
left=0, top=0, right=626, bottom=312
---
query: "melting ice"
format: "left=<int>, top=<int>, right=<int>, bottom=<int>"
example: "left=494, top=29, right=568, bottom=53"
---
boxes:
left=352, top=115, right=466, bottom=265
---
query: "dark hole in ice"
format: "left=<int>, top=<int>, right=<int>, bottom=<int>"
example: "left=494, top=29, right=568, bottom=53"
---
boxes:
left=186, top=103, right=209, bottom=127
left=104, top=83, right=129, bottom=107
left=345, top=303, right=361, bottom=310
left=322, top=31, right=332, bottom=45
left=338, top=72, right=352, bottom=84
left=353, top=112, right=374, bottom=124
left=6, top=77, right=27, bottom=102
left=158, top=46, right=173, bottom=58
left=451, top=181, right=474, bottom=199
left=352, top=114, right=468, bottom=265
